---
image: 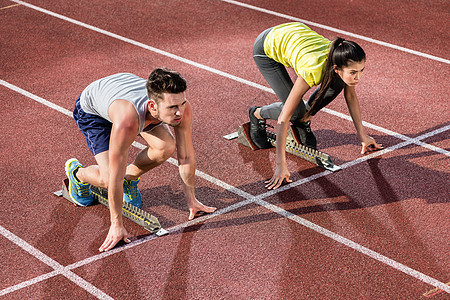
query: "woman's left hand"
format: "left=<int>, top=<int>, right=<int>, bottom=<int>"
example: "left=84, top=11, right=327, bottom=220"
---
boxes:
left=361, top=135, right=383, bottom=154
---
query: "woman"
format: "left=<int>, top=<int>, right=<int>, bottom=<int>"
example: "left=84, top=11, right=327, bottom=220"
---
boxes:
left=249, top=22, right=383, bottom=189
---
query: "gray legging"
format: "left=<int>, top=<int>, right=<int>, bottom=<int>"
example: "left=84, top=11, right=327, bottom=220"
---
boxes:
left=253, top=27, right=345, bottom=121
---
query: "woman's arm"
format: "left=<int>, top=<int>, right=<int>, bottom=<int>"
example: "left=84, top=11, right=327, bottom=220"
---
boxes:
left=344, top=85, right=383, bottom=154
left=265, top=76, right=310, bottom=189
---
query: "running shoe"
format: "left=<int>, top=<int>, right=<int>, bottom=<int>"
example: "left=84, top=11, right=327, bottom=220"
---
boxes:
left=65, top=158, right=94, bottom=206
left=248, top=106, right=272, bottom=149
left=123, top=178, right=142, bottom=208
left=291, top=120, right=317, bottom=149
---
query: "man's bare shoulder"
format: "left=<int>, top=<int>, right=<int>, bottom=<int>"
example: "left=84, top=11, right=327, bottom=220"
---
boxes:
left=108, top=99, right=139, bottom=127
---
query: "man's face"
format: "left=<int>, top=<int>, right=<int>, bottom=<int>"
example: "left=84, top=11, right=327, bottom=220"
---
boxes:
left=154, top=92, right=186, bottom=127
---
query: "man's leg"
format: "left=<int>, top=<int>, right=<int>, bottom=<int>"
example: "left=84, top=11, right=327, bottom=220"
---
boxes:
left=66, top=97, right=112, bottom=205
left=65, top=152, right=108, bottom=206
left=126, top=124, right=176, bottom=180
left=71, top=95, right=113, bottom=189
left=76, top=150, right=143, bottom=207
left=75, top=151, right=110, bottom=188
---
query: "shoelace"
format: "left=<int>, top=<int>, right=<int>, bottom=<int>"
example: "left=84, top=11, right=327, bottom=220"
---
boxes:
left=124, top=181, right=139, bottom=199
left=74, top=178, right=91, bottom=197
left=294, top=121, right=311, bottom=133
left=257, top=120, right=274, bottom=131
left=77, top=185, right=91, bottom=197
left=303, top=121, right=312, bottom=133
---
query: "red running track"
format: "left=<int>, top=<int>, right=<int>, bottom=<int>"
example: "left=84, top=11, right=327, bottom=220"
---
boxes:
left=1, top=0, right=449, bottom=298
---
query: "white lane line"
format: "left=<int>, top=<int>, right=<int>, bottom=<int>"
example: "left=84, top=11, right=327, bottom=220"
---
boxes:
left=257, top=124, right=449, bottom=199
left=323, top=108, right=450, bottom=156
left=14, top=0, right=449, bottom=65
left=253, top=198, right=450, bottom=293
left=1, top=80, right=449, bottom=295
left=9, top=0, right=448, bottom=156
left=66, top=196, right=257, bottom=270
left=0, top=79, right=73, bottom=117
left=0, top=225, right=113, bottom=299
left=221, top=0, right=450, bottom=64
left=0, top=271, right=59, bottom=297
left=0, top=3, right=21, bottom=10
left=2, top=1, right=449, bottom=293
left=10, top=0, right=272, bottom=94
left=0, top=195, right=255, bottom=296
left=133, top=142, right=256, bottom=200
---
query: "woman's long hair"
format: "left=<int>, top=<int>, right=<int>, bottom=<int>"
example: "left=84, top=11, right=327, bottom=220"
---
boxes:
left=304, top=38, right=366, bottom=118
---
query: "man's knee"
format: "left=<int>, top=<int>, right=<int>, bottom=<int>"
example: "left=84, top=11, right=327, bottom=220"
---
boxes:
left=140, top=124, right=176, bottom=163
left=159, top=138, right=176, bottom=161
left=146, top=137, right=176, bottom=164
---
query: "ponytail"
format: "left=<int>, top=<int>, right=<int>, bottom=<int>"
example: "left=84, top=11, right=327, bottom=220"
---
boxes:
left=304, top=37, right=366, bottom=118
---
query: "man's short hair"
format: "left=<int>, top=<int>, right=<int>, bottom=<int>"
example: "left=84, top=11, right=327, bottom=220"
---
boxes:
left=146, top=68, right=187, bottom=103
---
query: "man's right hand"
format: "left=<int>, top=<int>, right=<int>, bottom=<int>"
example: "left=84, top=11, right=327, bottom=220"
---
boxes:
left=99, top=222, right=130, bottom=252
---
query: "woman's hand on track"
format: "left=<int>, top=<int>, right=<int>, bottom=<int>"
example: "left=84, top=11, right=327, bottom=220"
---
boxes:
left=265, top=164, right=292, bottom=190
left=361, top=135, right=383, bottom=154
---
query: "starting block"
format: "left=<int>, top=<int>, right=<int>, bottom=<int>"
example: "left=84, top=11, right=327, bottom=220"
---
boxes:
left=54, top=179, right=168, bottom=236
left=231, top=122, right=341, bottom=172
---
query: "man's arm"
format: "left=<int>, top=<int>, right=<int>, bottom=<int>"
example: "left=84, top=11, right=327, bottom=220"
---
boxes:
left=344, top=85, right=383, bottom=154
left=99, top=100, right=139, bottom=252
left=174, top=101, right=196, bottom=198
left=174, top=101, right=216, bottom=220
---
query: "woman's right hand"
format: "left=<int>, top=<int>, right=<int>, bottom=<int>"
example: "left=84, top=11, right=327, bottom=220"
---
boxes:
left=265, top=76, right=310, bottom=190
left=265, top=163, right=292, bottom=190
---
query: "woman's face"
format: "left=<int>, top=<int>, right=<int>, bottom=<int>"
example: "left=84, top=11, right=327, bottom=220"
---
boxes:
left=334, top=60, right=365, bottom=86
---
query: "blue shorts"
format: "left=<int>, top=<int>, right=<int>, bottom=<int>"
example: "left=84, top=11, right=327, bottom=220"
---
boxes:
left=73, top=97, right=112, bottom=156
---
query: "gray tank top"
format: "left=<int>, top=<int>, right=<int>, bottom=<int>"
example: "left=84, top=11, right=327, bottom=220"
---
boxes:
left=80, top=73, right=150, bottom=132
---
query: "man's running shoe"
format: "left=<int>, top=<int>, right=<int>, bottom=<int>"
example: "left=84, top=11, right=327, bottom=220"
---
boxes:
left=123, top=178, right=142, bottom=208
left=65, top=158, right=94, bottom=206
left=248, top=106, right=272, bottom=149
left=291, top=120, right=317, bottom=149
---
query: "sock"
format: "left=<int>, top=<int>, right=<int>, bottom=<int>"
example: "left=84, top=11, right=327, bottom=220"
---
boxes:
left=73, top=168, right=82, bottom=183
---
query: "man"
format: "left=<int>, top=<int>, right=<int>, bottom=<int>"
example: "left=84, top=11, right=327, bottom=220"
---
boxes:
left=65, top=68, right=216, bottom=252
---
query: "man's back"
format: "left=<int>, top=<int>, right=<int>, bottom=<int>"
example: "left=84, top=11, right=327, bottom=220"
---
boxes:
left=80, top=73, right=149, bottom=132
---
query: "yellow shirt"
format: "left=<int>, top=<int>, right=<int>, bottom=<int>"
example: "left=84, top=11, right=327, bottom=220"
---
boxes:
left=264, top=22, right=330, bottom=87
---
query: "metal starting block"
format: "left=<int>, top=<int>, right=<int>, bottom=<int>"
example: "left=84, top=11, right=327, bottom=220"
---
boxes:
left=55, top=179, right=168, bottom=236
left=234, top=122, right=341, bottom=172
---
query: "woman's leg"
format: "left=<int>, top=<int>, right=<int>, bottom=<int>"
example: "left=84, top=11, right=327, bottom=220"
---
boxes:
left=290, top=78, right=345, bottom=149
left=252, top=28, right=306, bottom=121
